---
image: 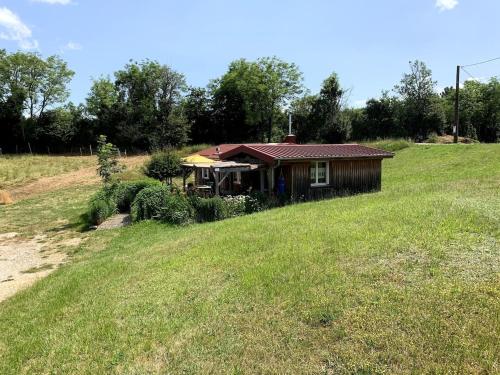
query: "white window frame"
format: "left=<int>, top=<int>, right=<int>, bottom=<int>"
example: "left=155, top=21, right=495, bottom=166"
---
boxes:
left=201, top=168, right=210, bottom=179
left=310, top=161, right=329, bottom=187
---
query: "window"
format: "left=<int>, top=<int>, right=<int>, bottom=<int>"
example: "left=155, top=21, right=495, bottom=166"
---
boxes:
left=310, top=161, right=329, bottom=186
left=201, top=168, right=210, bottom=179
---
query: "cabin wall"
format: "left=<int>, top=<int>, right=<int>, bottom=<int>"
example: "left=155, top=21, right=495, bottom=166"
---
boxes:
left=279, top=158, right=382, bottom=199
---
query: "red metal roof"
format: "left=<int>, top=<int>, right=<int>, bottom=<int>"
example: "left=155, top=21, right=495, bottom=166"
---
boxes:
left=197, top=144, right=241, bottom=160
left=216, top=143, right=394, bottom=164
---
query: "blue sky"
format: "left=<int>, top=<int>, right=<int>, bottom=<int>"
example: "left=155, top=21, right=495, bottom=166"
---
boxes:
left=1, top=0, right=499, bottom=107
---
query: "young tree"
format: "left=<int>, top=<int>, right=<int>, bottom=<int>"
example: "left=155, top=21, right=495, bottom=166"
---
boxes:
left=96, top=135, right=124, bottom=184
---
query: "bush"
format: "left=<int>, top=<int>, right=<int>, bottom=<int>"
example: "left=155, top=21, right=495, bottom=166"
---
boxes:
left=158, top=194, right=193, bottom=225
left=131, top=185, right=192, bottom=225
left=426, top=132, right=439, bottom=143
left=190, top=196, right=229, bottom=222
left=87, top=187, right=117, bottom=225
left=223, top=195, right=246, bottom=217
left=245, top=191, right=270, bottom=213
left=113, top=179, right=160, bottom=212
left=131, top=184, right=172, bottom=221
left=145, top=151, right=182, bottom=184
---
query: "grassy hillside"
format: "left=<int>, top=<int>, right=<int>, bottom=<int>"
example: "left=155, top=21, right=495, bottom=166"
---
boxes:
left=0, top=144, right=499, bottom=373
left=0, top=155, right=95, bottom=190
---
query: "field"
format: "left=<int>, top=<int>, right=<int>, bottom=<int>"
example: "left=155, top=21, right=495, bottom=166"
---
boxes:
left=0, top=144, right=499, bottom=373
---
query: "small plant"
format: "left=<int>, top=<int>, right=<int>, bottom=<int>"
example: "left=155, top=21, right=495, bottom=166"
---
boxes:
left=87, top=187, right=117, bottom=225
left=145, top=151, right=182, bottom=184
left=96, top=135, right=124, bottom=184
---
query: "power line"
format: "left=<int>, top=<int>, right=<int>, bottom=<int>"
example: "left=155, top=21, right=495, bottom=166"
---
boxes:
left=462, top=56, right=500, bottom=68
left=460, top=66, right=477, bottom=81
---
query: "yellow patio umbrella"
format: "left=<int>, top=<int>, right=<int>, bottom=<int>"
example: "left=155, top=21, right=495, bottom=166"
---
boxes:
left=181, top=154, right=215, bottom=165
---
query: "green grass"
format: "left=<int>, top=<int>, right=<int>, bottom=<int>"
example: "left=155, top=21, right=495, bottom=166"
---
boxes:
left=0, top=155, right=94, bottom=189
left=364, top=138, right=412, bottom=152
left=0, top=184, right=97, bottom=237
left=0, top=144, right=499, bottom=373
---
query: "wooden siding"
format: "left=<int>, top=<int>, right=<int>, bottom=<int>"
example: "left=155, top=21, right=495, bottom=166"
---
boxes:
left=279, top=159, right=382, bottom=200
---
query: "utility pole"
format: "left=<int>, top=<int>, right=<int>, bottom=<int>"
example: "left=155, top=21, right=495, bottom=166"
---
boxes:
left=454, top=65, right=460, bottom=143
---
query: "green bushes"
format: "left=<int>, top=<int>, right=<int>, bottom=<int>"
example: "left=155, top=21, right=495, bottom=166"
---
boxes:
left=190, top=196, right=229, bottom=222
left=131, top=185, right=192, bottom=225
left=87, top=179, right=276, bottom=227
left=158, top=194, right=193, bottom=225
left=86, top=179, right=160, bottom=225
left=87, top=187, right=117, bottom=225
left=113, top=179, right=160, bottom=212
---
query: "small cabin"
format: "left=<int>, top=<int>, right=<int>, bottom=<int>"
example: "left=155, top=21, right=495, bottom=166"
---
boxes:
left=181, top=136, right=394, bottom=200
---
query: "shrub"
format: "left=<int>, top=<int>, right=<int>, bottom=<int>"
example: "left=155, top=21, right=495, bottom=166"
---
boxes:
left=426, top=132, right=439, bottom=143
left=113, top=179, right=160, bottom=212
left=223, top=195, right=246, bottom=217
left=158, top=194, right=193, bottom=225
left=245, top=191, right=270, bottom=213
left=145, top=151, right=182, bottom=184
left=190, top=196, right=229, bottom=222
left=87, top=187, right=117, bottom=225
left=131, top=185, right=172, bottom=221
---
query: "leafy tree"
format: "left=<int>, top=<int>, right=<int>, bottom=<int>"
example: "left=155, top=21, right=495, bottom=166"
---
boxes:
left=315, top=72, right=351, bottom=143
left=184, top=87, right=215, bottom=144
left=290, top=94, right=318, bottom=142
left=394, top=60, right=443, bottom=139
left=145, top=151, right=182, bottom=184
left=211, top=57, right=303, bottom=142
left=360, top=92, right=404, bottom=139
left=0, top=49, right=74, bottom=149
left=96, top=135, right=124, bottom=183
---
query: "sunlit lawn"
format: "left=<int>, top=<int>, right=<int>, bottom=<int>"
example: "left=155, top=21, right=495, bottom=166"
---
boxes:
left=0, top=144, right=498, bottom=373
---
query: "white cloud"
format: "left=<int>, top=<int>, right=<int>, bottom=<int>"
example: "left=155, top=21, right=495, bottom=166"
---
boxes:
left=0, top=7, right=38, bottom=49
left=32, top=0, right=73, bottom=4
left=63, top=41, right=82, bottom=51
left=435, top=0, right=458, bottom=11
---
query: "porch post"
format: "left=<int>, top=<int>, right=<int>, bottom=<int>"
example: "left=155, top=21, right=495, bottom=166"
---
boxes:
left=182, top=170, right=187, bottom=192
left=214, top=171, right=220, bottom=196
left=259, top=169, right=265, bottom=192
left=266, top=167, right=274, bottom=196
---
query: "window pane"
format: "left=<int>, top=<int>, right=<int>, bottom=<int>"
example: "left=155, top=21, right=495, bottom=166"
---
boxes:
left=317, top=162, right=327, bottom=183
left=310, top=163, right=316, bottom=183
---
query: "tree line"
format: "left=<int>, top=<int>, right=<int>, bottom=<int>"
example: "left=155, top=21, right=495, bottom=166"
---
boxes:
left=1, top=49, right=498, bottom=154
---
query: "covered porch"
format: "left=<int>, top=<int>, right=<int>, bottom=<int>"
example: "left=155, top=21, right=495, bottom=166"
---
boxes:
left=181, top=155, right=269, bottom=196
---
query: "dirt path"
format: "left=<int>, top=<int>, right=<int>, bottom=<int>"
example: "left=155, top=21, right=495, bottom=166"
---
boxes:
left=0, top=233, right=73, bottom=302
left=0, top=155, right=148, bottom=303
